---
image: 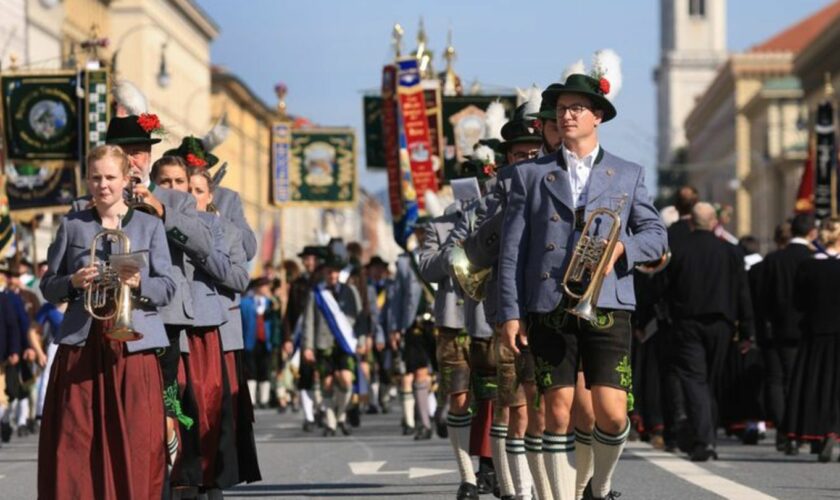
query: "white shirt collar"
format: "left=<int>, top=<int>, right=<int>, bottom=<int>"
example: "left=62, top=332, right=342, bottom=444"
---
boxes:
left=789, top=237, right=811, bottom=246
left=562, top=143, right=600, bottom=169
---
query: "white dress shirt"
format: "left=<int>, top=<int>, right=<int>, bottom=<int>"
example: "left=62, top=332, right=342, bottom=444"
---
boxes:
left=562, top=143, right=601, bottom=208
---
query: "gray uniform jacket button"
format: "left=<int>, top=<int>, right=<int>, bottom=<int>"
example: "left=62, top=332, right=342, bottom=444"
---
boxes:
left=551, top=214, right=560, bottom=222
left=546, top=243, right=555, bottom=251
left=541, top=272, right=550, bottom=280
left=547, top=174, right=555, bottom=182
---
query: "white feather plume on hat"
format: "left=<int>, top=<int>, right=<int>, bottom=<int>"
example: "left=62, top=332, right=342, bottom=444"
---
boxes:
left=590, top=49, right=623, bottom=101
left=112, top=80, right=147, bottom=116
left=473, top=144, right=496, bottom=165
left=561, top=59, right=586, bottom=82
left=484, top=101, right=508, bottom=141
left=519, top=85, right=542, bottom=117
left=202, top=111, right=230, bottom=152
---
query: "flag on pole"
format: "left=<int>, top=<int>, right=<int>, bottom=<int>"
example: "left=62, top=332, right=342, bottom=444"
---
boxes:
left=795, top=132, right=815, bottom=214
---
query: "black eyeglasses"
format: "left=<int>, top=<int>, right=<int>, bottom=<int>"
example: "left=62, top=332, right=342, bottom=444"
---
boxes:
left=510, top=149, right=539, bottom=162
left=555, top=104, right=590, bottom=118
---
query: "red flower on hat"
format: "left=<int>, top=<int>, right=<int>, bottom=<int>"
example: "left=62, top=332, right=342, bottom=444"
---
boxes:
left=186, top=153, right=208, bottom=168
left=137, top=113, right=162, bottom=133
left=599, top=78, right=610, bottom=95
left=482, top=164, right=497, bottom=177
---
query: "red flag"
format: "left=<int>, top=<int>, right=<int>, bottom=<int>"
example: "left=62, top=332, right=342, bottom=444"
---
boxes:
left=795, top=133, right=815, bottom=214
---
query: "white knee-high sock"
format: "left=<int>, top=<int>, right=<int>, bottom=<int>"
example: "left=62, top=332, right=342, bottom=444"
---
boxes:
left=247, top=380, right=257, bottom=406
left=324, top=396, right=337, bottom=430
left=258, top=381, right=271, bottom=406
left=335, top=386, right=352, bottom=423
left=506, top=437, right=534, bottom=500
left=400, top=390, right=416, bottom=429
left=491, top=424, right=514, bottom=497
left=591, top=420, right=630, bottom=498
left=574, top=429, right=594, bottom=500
left=428, top=390, right=437, bottom=417
left=543, top=431, right=576, bottom=500
left=301, top=389, right=315, bottom=422
left=448, top=412, right=476, bottom=485
left=525, top=434, right=553, bottom=500
left=16, top=398, right=29, bottom=427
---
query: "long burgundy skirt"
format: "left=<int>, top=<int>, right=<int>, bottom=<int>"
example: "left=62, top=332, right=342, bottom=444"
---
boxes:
left=38, top=320, right=165, bottom=500
left=179, top=327, right=238, bottom=489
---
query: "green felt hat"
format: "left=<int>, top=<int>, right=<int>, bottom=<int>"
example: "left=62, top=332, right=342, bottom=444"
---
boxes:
left=499, top=104, right=543, bottom=151
left=163, top=135, right=219, bottom=168
left=105, top=115, right=163, bottom=145
left=542, top=75, right=616, bottom=122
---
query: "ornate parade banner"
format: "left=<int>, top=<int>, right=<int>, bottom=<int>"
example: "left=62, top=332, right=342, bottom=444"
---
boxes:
left=381, top=65, right=404, bottom=219
left=0, top=173, right=12, bottom=255
left=814, top=99, right=836, bottom=219
left=84, top=69, right=110, bottom=157
left=442, top=95, right=516, bottom=180
left=396, top=57, right=438, bottom=209
left=272, top=124, right=357, bottom=207
left=1, top=71, right=81, bottom=161
left=4, top=161, right=80, bottom=213
left=363, top=95, right=385, bottom=170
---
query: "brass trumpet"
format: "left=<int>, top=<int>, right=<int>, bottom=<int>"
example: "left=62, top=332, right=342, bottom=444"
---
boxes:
left=451, top=244, right=492, bottom=301
left=125, top=177, right=159, bottom=216
left=84, top=216, right=143, bottom=342
left=562, top=206, right=623, bottom=322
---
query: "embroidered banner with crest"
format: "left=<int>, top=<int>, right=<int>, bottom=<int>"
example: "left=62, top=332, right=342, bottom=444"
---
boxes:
left=1, top=71, right=81, bottom=161
left=272, top=127, right=357, bottom=207
left=442, top=95, right=517, bottom=180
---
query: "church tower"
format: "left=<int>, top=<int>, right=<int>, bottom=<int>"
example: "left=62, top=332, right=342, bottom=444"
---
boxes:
left=655, top=0, right=727, bottom=168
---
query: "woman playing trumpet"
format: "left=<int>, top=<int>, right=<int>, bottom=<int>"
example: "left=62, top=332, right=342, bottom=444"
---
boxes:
left=38, top=145, right=176, bottom=499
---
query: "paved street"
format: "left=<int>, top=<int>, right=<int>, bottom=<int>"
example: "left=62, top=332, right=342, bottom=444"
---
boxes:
left=0, top=407, right=838, bottom=499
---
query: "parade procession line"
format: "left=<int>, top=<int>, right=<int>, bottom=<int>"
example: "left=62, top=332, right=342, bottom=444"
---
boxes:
left=625, top=441, right=778, bottom=500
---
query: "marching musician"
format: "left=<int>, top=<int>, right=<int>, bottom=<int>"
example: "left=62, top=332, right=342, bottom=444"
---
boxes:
left=189, top=167, right=262, bottom=484
left=457, top=104, right=548, bottom=500
left=152, top=156, right=245, bottom=494
left=417, top=198, right=475, bottom=499
left=38, top=145, right=176, bottom=499
left=74, top=115, right=216, bottom=476
left=498, top=74, right=667, bottom=500
left=388, top=230, right=436, bottom=439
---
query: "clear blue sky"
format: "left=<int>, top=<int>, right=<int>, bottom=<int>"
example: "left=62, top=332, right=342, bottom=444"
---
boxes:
left=197, top=0, right=833, bottom=194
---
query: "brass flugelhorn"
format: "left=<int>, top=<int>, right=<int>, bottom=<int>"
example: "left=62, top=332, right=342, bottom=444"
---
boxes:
left=451, top=244, right=492, bottom=301
left=84, top=215, right=143, bottom=342
left=562, top=206, right=623, bottom=322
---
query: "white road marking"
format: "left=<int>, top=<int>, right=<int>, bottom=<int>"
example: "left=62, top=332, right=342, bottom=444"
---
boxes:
left=349, top=461, right=453, bottom=479
left=626, top=442, right=777, bottom=500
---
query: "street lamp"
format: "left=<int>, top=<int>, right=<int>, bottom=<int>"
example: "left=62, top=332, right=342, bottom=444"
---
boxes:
left=156, top=42, right=171, bottom=88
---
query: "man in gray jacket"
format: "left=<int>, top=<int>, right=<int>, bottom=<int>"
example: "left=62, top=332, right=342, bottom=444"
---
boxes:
left=302, top=254, right=363, bottom=437
left=498, top=75, right=667, bottom=500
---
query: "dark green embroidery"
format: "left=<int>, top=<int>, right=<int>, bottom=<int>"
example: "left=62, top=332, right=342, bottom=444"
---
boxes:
left=615, top=355, right=634, bottom=412
left=473, top=374, right=498, bottom=401
left=590, top=311, right=614, bottom=330
left=163, top=383, right=194, bottom=429
left=535, top=356, right=554, bottom=391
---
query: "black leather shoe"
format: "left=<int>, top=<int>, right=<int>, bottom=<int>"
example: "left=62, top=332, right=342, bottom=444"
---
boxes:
left=583, top=481, right=623, bottom=500
left=456, top=482, right=479, bottom=500
left=348, top=405, right=361, bottom=428
left=689, top=444, right=718, bottom=462
left=302, top=420, right=314, bottom=432
left=402, top=425, right=415, bottom=436
left=784, top=439, right=799, bottom=456
left=323, top=427, right=336, bottom=437
left=775, top=432, right=788, bottom=452
left=338, top=422, right=352, bottom=436
left=475, top=470, right=496, bottom=495
left=0, top=422, right=11, bottom=443
left=414, top=426, right=432, bottom=440
left=741, top=428, right=759, bottom=445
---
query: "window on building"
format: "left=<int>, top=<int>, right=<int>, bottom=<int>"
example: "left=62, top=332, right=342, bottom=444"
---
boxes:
left=689, top=0, right=706, bottom=17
